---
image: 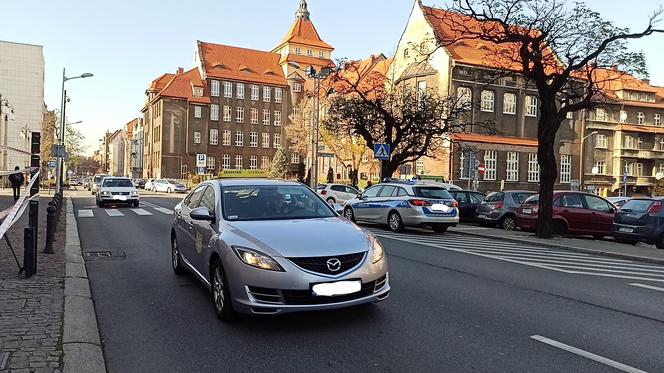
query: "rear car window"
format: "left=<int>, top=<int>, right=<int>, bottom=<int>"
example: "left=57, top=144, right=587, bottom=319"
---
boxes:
left=469, top=193, right=485, bottom=203
left=451, top=192, right=468, bottom=203
left=584, top=195, right=611, bottom=212
left=555, top=194, right=584, bottom=208
left=621, top=199, right=655, bottom=213
left=316, top=184, right=327, bottom=190
left=363, top=186, right=382, bottom=198
left=413, top=187, right=452, bottom=199
left=512, top=193, right=534, bottom=204
left=378, top=186, right=396, bottom=197
left=330, top=185, right=346, bottom=192
left=395, top=188, right=408, bottom=197
left=524, top=195, right=539, bottom=204
left=485, top=192, right=504, bottom=202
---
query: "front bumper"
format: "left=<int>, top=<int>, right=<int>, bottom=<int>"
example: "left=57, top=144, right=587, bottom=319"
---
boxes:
left=99, top=195, right=139, bottom=203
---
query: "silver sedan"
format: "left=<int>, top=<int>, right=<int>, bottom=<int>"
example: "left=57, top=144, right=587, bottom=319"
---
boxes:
left=170, top=179, right=390, bottom=321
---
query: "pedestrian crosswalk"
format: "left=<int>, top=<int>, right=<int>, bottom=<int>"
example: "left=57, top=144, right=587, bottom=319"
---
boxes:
left=77, top=203, right=173, bottom=219
left=365, top=227, right=664, bottom=284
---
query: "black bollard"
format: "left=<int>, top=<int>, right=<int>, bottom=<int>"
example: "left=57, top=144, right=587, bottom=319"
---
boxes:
left=44, top=205, right=57, bottom=254
left=23, top=227, right=35, bottom=277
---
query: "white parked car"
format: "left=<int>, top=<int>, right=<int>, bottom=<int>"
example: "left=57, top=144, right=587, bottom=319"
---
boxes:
left=316, top=183, right=360, bottom=205
left=144, top=178, right=156, bottom=191
left=153, top=179, right=187, bottom=193
left=96, top=177, right=139, bottom=208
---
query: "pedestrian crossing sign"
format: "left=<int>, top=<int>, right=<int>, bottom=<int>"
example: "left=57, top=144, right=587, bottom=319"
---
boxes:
left=374, top=143, right=390, bottom=160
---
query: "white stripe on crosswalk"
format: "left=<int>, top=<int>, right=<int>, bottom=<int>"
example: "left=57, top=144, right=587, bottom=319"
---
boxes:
left=78, top=210, right=94, bottom=218
left=105, top=209, right=125, bottom=217
left=131, top=208, right=153, bottom=216
left=629, top=283, right=664, bottom=292
left=141, top=201, right=174, bottom=215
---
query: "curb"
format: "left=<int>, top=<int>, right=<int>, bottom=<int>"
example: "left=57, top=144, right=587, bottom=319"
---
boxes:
left=450, top=229, right=664, bottom=266
left=63, top=196, right=107, bottom=373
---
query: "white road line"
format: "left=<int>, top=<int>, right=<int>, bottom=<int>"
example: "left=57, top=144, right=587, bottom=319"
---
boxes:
left=105, top=209, right=125, bottom=217
left=629, top=283, right=664, bottom=292
left=530, top=335, right=647, bottom=373
left=479, top=254, right=664, bottom=270
left=141, top=201, right=174, bottom=215
left=77, top=210, right=94, bottom=218
left=529, top=263, right=664, bottom=277
left=131, top=208, right=153, bottom=216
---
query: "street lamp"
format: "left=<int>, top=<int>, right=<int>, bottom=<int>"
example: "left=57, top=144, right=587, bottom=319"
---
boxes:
left=56, top=69, right=93, bottom=193
left=0, top=95, right=15, bottom=178
left=288, top=62, right=331, bottom=188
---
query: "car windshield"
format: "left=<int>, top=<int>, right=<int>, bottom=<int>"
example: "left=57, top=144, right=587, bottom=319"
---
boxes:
left=166, top=179, right=178, bottom=184
left=222, top=185, right=337, bottom=221
left=620, top=199, right=655, bottom=213
left=102, top=179, right=133, bottom=188
left=412, top=187, right=453, bottom=199
left=94, top=175, right=106, bottom=183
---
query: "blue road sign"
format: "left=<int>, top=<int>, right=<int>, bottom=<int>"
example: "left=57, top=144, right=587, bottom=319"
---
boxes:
left=48, top=160, right=56, bottom=169
left=623, top=173, right=628, bottom=183
left=198, top=167, right=206, bottom=176
left=374, top=143, right=391, bottom=160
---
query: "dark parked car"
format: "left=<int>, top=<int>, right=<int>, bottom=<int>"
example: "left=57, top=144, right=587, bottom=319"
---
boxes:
left=476, top=190, right=536, bottom=230
left=133, top=178, right=146, bottom=189
left=516, top=192, right=616, bottom=238
left=449, top=190, right=486, bottom=222
left=613, top=198, right=664, bottom=248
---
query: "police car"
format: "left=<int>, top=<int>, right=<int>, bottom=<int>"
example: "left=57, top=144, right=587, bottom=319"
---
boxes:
left=343, top=180, right=459, bottom=233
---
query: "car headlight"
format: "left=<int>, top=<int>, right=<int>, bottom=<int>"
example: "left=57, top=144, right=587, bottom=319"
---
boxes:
left=101, top=191, right=111, bottom=196
left=233, top=247, right=284, bottom=272
left=369, top=235, right=384, bottom=263
left=131, top=191, right=139, bottom=196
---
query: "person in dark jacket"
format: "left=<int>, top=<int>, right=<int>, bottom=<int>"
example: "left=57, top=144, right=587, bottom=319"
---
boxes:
left=9, top=166, right=24, bottom=201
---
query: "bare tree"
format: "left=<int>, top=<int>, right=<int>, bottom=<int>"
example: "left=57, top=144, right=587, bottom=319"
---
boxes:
left=433, top=0, right=663, bottom=238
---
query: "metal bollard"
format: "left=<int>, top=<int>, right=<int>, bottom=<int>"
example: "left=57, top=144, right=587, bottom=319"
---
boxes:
left=44, top=205, right=57, bottom=254
left=23, top=227, right=36, bottom=278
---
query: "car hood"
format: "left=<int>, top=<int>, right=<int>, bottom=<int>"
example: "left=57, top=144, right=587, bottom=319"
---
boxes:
left=226, top=217, right=371, bottom=258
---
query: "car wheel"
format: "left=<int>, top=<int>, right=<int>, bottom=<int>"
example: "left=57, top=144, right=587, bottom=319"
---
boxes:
left=171, top=236, right=186, bottom=275
left=656, top=235, right=664, bottom=250
left=211, top=260, right=234, bottom=321
left=326, top=197, right=335, bottom=205
left=500, top=216, right=516, bottom=231
left=593, top=235, right=604, bottom=240
left=388, top=211, right=405, bottom=232
left=133, top=201, right=140, bottom=208
left=432, top=224, right=448, bottom=233
left=552, top=220, right=566, bottom=236
left=344, top=207, right=356, bottom=222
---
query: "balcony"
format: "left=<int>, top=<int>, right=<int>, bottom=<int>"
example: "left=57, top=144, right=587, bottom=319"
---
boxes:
left=636, top=176, right=655, bottom=186
left=619, top=149, right=664, bottom=159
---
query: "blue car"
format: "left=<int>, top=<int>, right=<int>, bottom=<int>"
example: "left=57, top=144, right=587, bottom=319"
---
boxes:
left=612, top=197, right=664, bottom=248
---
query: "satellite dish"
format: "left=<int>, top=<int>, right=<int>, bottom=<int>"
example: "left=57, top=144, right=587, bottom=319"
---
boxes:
left=656, top=172, right=664, bottom=181
left=591, top=166, right=599, bottom=175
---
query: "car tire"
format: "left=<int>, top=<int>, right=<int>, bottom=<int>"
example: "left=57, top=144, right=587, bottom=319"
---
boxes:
left=552, top=220, right=566, bottom=236
left=326, top=197, right=335, bottom=205
left=344, top=207, right=356, bottom=222
left=500, top=216, right=516, bottom=231
left=432, top=224, right=448, bottom=233
left=98, top=201, right=104, bottom=208
left=171, top=236, right=186, bottom=276
left=388, top=211, right=405, bottom=232
left=211, top=260, right=235, bottom=321
left=133, top=201, right=140, bottom=208
left=656, top=235, right=664, bottom=250
left=593, top=235, right=604, bottom=240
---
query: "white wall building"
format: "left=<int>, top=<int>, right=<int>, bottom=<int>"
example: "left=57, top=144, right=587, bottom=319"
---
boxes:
left=0, top=40, right=45, bottom=169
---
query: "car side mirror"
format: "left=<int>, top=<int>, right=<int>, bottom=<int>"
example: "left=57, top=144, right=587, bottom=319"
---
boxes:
left=190, top=207, right=215, bottom=222
left=609, top=207, right=616, bottom=214
left=332, top=203, right=344, bottom=215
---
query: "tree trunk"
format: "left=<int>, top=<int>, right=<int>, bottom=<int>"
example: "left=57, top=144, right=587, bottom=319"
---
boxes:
left=536, top=115, right=561, bottom=239
left=380, top=160, right=398, bottom=181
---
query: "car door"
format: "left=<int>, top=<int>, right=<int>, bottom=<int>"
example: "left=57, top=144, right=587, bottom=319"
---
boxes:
left=555, top=193, right=589, bottom=233
left=176, top=185, right=207, bottom=266
left=450, top=192, right=471, bottom=220
left=583, top=194, right=615, bottom=235
left=354, top=186, right=382, bottom=221
left=191, top=185, right=219, bottom=273
left=374, top=185, right=397, bottom=223
left=468, top=192, right=485, bottom=220
left=344, top=186, right=360, bottom=204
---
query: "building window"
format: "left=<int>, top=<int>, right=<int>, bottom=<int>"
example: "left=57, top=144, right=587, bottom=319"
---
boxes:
left=528, top=153, right=539, bottom=182
left=235, top=155, right=243, bottom=170
left=263, top=86, right=271, bottom=102
left=624, top=135, right=636, bottom=149
left=595, top=108, right=607, bottom=121
left=223, top=82, right=232, bottom=98
left=250, top=132, right=258, bottom=147
left=207, top=156, right=215, bottom=170
left=594, top=161, right=605, bottom=175
left=273, top=133, right=281, bottom=148
left=275, top=88, right=282, bottom=103
left=656, top=113, right=662, bottom=126
left=235, top=131, right=243, bottom=147
left=222, top=155, right=231, bottom=170
left=293, top=82, right=302, bottom=92
left=210, top=104, right=219, bottom=121
left=636, top=162, right=644, bottom=176
left=417, top=81, right=427, bottom=106
left=291, top=153, right=300, bottom=164
left=637, top=112, right=645, bottom=125
left=263, top=110, right=270, bottom=125
left=249, top=108, right=258, bottom=124
left=193, top=131, right=201, bottom=144
left=261, top=156, right=270, bottom=170
left=236, top=107, right=244, bottom=123
left=484, top=150, right=497, bottom=181
left=624, top=162, right=634, bottom=176
left=506, top=152, right=519, bottom=181
left=620, top=110, right=627, bottom=123
left=193, top=87, right=203, bottom=97
left=236, top=83, right=245, bottom=99
left=566, top=111, right=574, bottom=119
left=250, top=156, right=258, bottom=170
left=251, top=85, right=259, bottom=101
left=209, top=129, right=219, bottom=145
left=457, top=86, right=472, bottom=106
left=416, top=159, right=425, bottom=175
left=560, top=155, right=571, bottom=184
left=596, top=134, right=608, bottom=148
left=503, top=93, right=516, bottom=114
left=659, top=164, right=664, bottom=175
left=211, top=80, right=220, bottom=97
left=657, top=137, right=664, bottom=151
left=525, top=96, right=538, bottom=117
left=262, top=133, right=270, bottom=148
left=307, top=49, right=313, bottom=56
left=223, top=106, right=231, bottom=122
left=274, top=111, right=281, bottom=126
left=403, top=48, right=409, bottom=58
left=319, top=51, right=325, bottom=58
left=194, top=106, right=202, bottom=119
left=222, top=130, right=231, bottom=146
left=480, top=90, right=495, bottom=112
left=295, top=47, right=301, bottom=55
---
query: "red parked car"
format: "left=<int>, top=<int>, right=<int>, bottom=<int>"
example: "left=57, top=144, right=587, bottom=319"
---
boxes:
left=516, top=191, right=617, bottom=238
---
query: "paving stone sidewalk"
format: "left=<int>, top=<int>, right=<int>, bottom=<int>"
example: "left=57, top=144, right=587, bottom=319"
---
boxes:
left=0, top=196, right=66, bottom=373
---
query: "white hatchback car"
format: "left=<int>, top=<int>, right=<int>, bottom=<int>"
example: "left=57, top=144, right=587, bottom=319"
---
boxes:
left=317, top=184, right=360, bottom=205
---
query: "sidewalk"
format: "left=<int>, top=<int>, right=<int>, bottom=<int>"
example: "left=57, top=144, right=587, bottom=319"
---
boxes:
left=450, top=224, right=664, bottom=265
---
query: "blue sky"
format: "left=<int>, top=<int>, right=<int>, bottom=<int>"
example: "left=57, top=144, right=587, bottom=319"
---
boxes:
left=2, top=0, right=663, bottom=154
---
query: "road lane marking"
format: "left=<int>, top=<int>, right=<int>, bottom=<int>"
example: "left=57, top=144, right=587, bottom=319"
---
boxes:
left=629, top=283, right=664, bottom=292
left=131, top=208, right=153, bottom=216
left=77, top=210, right=94, bottom=218
left=488, top=255, right=664, bottom=271
left=530, top=335, right=647, bottom=373
left=105, top=209, right=125, bottom=217
left=141, top=201, right=174, bottom=215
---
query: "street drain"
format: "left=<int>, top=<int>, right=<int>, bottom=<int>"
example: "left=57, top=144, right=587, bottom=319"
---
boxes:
left=83, top=250, right=127, bottom=261
left=0, top=352, right=10, bottom=370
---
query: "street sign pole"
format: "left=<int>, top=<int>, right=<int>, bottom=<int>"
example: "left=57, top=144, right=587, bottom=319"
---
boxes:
left=373, top=144, right=391, bottom=181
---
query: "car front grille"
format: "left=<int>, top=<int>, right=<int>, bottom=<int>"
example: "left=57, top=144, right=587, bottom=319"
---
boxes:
left=110, top=192, right=130, bottom=195
left=247, top=280, right=378, bottom=306
left=287, top=252, right=366, bottom=275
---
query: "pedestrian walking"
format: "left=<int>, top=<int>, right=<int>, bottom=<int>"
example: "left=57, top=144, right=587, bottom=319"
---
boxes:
left=9, top=166, right=24, bottom=201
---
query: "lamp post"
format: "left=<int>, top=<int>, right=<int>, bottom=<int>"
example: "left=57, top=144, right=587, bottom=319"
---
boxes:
left=56, top=69, right=93, bottom=193
left=0, top=95, right=14, bottom=187
left=287, top=62, right=330, bottom=188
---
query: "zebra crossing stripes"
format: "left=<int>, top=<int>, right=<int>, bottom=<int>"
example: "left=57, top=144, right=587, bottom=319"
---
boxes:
left=78, top=210, right=94, bottom=218
left=140, top=201, right=174, bottom=215
left=131, top=208, right=153, bottom=216
left=366, top=227, right=664, bottom=284
left=76, top=206, right=163, bottom=218
left=105, top=209, right=125, bottom=217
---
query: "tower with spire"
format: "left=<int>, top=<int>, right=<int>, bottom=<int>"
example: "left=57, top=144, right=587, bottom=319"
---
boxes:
left=295, top=0, right=310, bottom=20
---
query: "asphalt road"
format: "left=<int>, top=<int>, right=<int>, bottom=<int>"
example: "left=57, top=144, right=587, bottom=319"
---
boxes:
left=71, top=189, right=664, bottom=373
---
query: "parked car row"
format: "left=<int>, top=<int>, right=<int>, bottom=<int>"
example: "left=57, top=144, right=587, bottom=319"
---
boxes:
left=145, top=178, right=188, bottom=193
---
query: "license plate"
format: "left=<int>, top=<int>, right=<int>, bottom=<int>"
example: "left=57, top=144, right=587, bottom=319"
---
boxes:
left=114, top=196, right=127, bottom=201
left=312, top=280, right=361, bottom=297
left=523, top=208, right=532, bottom=214
left=477, top=214, right=486, bottom=219
left=619, top=227, right=633, bottom=233
left=431, top=204, right=450, bottom=212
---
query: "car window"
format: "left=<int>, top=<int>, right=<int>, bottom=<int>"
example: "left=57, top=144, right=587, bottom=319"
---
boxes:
left=345, top=186, right=359, bottom=195
left=102, top=179, right=133, bottom=188
left=199, top=186, right=216, bottom=214
left=363, top=186, right=382, bottom=198
left=621, top=199, right=655, bottom=213
left=556, top=193, right=584, bottom=208
left=316, top=184, right=327, bottom=190
left=330, top=185, right=346, bottom=192
left=524, top=194, right=539, bottom=205
left=185, top=185, right=207, bottom=209
left=584, top=195, right=611, bottom=212
left=413, top=187, right=453, bottom=199
left=378, top=186, right=396, bottom=197
left=452, top=192, right=468, bottom=203
left=512, top=193, right=534, bottom=205
left=395, top=187, right=408, bottom=197
left=469, top=193, right=485, bottom=203
left=485, top=192, right=504, bottom=202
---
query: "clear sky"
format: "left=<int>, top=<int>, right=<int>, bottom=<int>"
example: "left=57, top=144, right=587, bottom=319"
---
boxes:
left=2, top=0, right=663, bottom=155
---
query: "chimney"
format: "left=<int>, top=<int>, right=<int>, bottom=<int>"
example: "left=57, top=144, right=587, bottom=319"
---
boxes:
left=644, top=78, right=650, bottom=85
left=611, top=64, right=618, bottom=72
left=176, top=67, right=184, bottom=74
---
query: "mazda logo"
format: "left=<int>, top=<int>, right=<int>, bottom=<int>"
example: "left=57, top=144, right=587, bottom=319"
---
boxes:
left=326, top=258, right=342, bottom=272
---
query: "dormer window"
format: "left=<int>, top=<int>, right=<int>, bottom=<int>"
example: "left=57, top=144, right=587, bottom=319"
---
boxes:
left=295, top=47, right=302, bottom=55
left=307, top=49, right=313, bottom=56
left=193, top=87, right=203, bottom=97
left=319, top=51, right=325, bottom=58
